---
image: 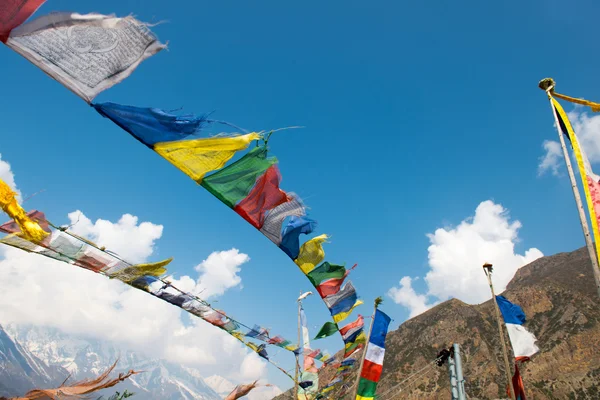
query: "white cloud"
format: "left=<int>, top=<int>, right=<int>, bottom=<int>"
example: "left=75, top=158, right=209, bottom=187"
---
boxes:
left=0, top=154, right=21, bottom=198
left=248, top=384, right=283, bottom=400
left=538, top=108, right=600, bottom=175
left=388, top=201, right=543, bottom=317
left=387, top=277, right=437, bottom=318
left=194, top=249, right=248, bottom=298
left=538, top=140, right=562, bottom=176
left=0, top=211, right=267, bottom=384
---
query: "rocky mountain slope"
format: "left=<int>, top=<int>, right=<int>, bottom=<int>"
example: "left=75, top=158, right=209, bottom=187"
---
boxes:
left=0, top=325, right=67, bottom=397
left=0, top=325, right=222, bottom=399
left=276, top=246, right=600, bottom=399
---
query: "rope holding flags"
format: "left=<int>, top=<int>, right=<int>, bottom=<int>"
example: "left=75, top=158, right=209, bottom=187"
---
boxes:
left=0, top=179, right=304, bottom=371
left=0, top=0, right=369, bottom=383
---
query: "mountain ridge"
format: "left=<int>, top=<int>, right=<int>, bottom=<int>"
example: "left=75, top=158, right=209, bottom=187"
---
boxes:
left=275, top=246, right=600, bottom=399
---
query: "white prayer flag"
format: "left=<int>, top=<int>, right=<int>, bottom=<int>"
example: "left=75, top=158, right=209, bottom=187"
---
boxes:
left=7, top=12, right=166, bottom=102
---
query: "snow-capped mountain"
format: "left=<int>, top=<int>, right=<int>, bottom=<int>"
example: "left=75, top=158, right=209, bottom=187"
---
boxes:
left=1, top=324, right=222, bottom=399
left=0, top=324, right=68, bottom=397
left=205, top=375, right=236, bottom=397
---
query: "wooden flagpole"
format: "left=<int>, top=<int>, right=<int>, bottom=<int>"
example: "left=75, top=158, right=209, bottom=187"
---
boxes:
left=351, top=297, right=382, bottom=399
left=294, top=291, right=302, bottom=400
left=539, top=78, right=600, bottom=300
left=483, top=263, right=515, bottom=399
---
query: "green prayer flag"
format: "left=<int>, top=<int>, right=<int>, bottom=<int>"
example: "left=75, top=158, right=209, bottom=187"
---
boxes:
left=201, top=146, right=277, bottom=208
left=307, top=262, right=346, bottom=287
left=314, top=321, right=338, bottom=340
left=357, top=377, right=377, bottom=398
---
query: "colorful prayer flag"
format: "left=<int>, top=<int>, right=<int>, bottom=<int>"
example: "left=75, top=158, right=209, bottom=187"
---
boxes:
left=307, top=262, right=348, bottom=297
left=200, top=145, right=275, bottom=205
left=93, top=102, right=213, bottom=147
left=333, top=299, right=363, bottom=324
left=280, top=216, right=317, bottom=259
left=295, top=234, right=328, bottom=274
left=6, top=13, right=165, bottom=102
left=157, top=133, right=263, bottom=185
left=496, top=296, right=539, bottom=361
left=314, top=321, right=338, bottom=340
left=259, top=197, right=305, bottom=245
left=552, top=97, right=600, bottom=267
left=234, top=165, right=291, bottom=229
left=356, top=309, right=391, bottom=400
left=0, top=0, right=45, bottom=42
left=340, top=315, right=364, bottom=342
left=0, top=179, right=48, bottom=242
left=512, top=363, right=527, bottom=400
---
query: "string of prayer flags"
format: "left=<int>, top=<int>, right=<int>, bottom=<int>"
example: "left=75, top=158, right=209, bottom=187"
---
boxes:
left=6, top=13, right=165, bottom=103
left=96, top=101, right=364, bottom=346
left=0, top=0, right=46, bottom=43
left=356, top=309, right=391, bottom=400
left=0, top=204, right=301, bottom=357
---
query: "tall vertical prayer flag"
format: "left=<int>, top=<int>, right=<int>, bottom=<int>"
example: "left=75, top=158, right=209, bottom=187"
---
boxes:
left=356, top=309, right=391, bottom=400
left=299, top=304, right=318, bottom=398
left=496, top=295, right=539, bottom=361
left=551, top=98, right=600, bottom=266
left=6, top=13, right=165, bottom=102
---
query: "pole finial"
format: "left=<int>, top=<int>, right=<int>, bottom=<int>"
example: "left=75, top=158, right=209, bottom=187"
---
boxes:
left=375, top=296, right=383, bottom=308
left=483, top=263, right=493, bottom=274
left=538, top=78, right=556, bottom=92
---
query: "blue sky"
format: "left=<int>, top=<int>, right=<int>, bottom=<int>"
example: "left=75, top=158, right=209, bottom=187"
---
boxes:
left=2, top=0, right=600, bottom=392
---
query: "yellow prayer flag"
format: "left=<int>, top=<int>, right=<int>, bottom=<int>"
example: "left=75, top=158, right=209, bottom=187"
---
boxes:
left=154, top=132, right=261, bottom=182
left=0, top=179, right=48, bottom=242
left=295, top=234, right=328, bottom=274
left=110, top=258, right=173, bottom=282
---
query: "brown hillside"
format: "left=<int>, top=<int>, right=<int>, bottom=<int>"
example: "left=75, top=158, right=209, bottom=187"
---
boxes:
left=275, top=247, right=600, bottom=399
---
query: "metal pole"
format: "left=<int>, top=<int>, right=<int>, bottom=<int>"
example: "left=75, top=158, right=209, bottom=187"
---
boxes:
left=483, top=264, right=515, bottom=399
left=351, top=298, right=379, bottom=399
left=546, top=90, right=600, bottom=299
left=294, top=291, right=302, bottom=400
left=448, top=350, right=459, bottom=400
left=453, top=344, right=466, bottom=400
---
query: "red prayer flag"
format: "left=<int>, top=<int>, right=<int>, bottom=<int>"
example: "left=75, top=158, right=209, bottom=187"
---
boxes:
left=0, top=0, right=46, bottom=42
left=234, top=165, right=290, bottom=229
left=512, top=363, right=527, bottom=400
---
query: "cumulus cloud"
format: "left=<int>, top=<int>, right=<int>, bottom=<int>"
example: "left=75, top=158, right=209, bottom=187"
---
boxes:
left=539, top=109, right=600, bottom=176
left=387, top=277, right=437, bottom=318
left=0, top=154, right=21, bottom=198
left=538, top=140, right=563, bottom=176
left=0, top=211, right=265, bottom=383
left=194, top=249, right=248, bottom=298
left=388, top=200, right=543, bottom=317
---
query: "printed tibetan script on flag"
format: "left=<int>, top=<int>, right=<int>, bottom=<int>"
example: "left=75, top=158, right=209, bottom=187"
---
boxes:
left=6, top=12, right=165, bottom=102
